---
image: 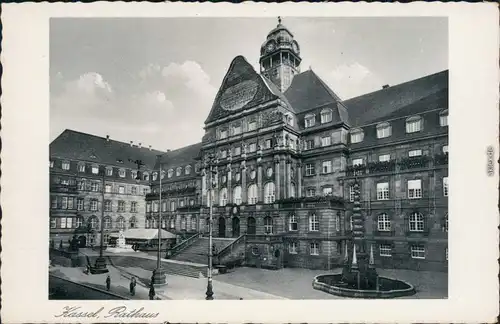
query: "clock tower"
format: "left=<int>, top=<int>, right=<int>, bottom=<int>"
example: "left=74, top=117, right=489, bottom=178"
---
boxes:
left=260, top=17, right=302, bottom=93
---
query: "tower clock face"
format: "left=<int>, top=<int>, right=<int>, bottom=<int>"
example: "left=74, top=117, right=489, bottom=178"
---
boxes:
left=292, top=41, right=299, bottom=54
left=266, top=42, right=275, bottom=53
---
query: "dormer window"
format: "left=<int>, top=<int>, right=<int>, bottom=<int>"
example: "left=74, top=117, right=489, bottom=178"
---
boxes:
left=62, top=161, right=70, bottom=170
left=439, top=109, right=448, bottom=127
left=91, top=166, right=99, bottom=174
left=376, top=122, right=392, bottom=139
left=167, top=169, right=173, bottom=178
left=320, top=109, right=333, bottom=124
left=350, top=129, right=364, bottom=144
left=185, top=165, right=192, bottom=175
left=78, top=164, right=85, bottom=173
left=406, top=116, right=423, bottom=133
left=117, top=169, right=125, bottom=177
left=176, top=167, right=182, bottom=176
left=116, top=159, right=124, bottom=164
left=304, top=114, right=315, bottom=128
left=152, top=172, right=158, bottom=181
left=233, top=124, right=242, bottom=135
left=220, top=129, right=228, bottom=139
left=160, top=170, right=166, bottom=179
left=132, top=170, right=137, bottom=179
left=106, top=168, right=113, bottom=176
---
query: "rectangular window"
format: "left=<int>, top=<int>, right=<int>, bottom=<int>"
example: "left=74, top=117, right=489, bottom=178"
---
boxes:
left=143, top=188, right=148, bottom=195
left=409, top=149, right=422, bottom=157
left=146, top=203, right=151, bottom=213
left=233, top=125, right=242, bottom=135
left=248, top=121, right=256, bottom=131
left=377, top=214, right=391, bottom=231
left=118, top=201, right=125, bottom=212
left=131, top=201, right=137, bottom=212
left=233, top=147, right=241, bottom=156
left=350, top=133, right=363, bottom=143
left=62, top=162, right=70, bottom=170
left=179, top=200, right=185, bottom=207
left=119, top=186, right=125, bottom=194
left=77, top=181, right=85, bottom=191
left=60, top=217, right=67, bottom=229
left=131, top=186, right=137, bottom=195
left=152, top=201, right=159, bottom=212
left=309, top=214, right=319, bottom=232
left=104, top=201, right=112, bottom=212
left=78, top=164, right=85, bottom=172
left=62, top=197, right=68, bottom=209
left=378, top=154, right=391, bottom=162
left=289, top=215, right=298, bottom=231
left=377, top=126, right=391, bottom=139
left=321, top=136, right=331, bottom=147
left=408, top=179, right=422, bottom=199
left=446, top=247, right=448, bottom=261
left=310, top=242, right=319, bottom=255
left=322, top=187, right=333, bottom=196
left=379, top=244, right=392, bottom=257
left=220, top=150, right=227, bottom=159
left=90, top=200, right=98, bottom=211
left=50, top=218, right=57, bottom=229
left=352, top=158, right=363, bottom=166
left=248, top=143, right=257, bottom=152
left=376, top=182, right=389, bottom=200
left=322, top=161, right=332, bottom=174
left=440, top=114, right=448, bottom=127
left=289, top=242, right=298, bottom=254
left=411, top=245, right=426, bottom=259
left=220, top=129, right=228, bottom=139
left=91, top=166, right=99, bottom=174
left=406, top=118, right=422, bottom=133
left=60, top=179, right=69, bottom=186
left=66, top=217, right=73, bottom=229
left=51, top=197, right=58, bottom=209
left=67, top=198, right=74, bottom=209
left=305, top=116, right=315, bottom=128
left=349, top=186, right=355, bottom=202
left=77, top=198, right=84, bottom=211
left=305, top=139, right=315, bottom=150
left=264, top=139, right=272, bottom=149
left=106, top=168, right=113, bottom=176
left=170, top=201, right=176, bottom=211
left=443, top=177, right=448, bottom=196
left=91, top=183, right=99, bottom=192
left=119, top=169, right=126, bottom=178
left=306, top=188, right=316, bottom=197
left=409, top=213, right=425, bottom=232
left=321, top=111, right=332, bottom=124
left=305, top=163, right=315, bottom=176
left=105, top=184, right=112, bottom=193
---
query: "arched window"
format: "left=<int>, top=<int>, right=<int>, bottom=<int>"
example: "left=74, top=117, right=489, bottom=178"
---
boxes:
left=248, top=184, right=258, bottom=204
left=377, top=213, right=391, bottom=232
left=409, top=212, right=424, bottom=232
left=264, top=182, right=276, bottom=203
left=103, top=217, right=112, bottom=230
left=350, top=128, right=364, bottom=143
left=185, top=165, right=192, bottom=175
left=264, top=216, right=273, bottom=234
left=116, top=216, right=126, bottom=230
left=145, top=218, right=151, bottom=229
left=143, top=172, right=149, bottom=181
left=376, top=122, right=392, bottom=139
left=304, top=113, right=315, bottom=128
left=191, top=215, right=197, bottom=230
left=151, top=217, right=157, bottom=229
left=170, top=216, right=176, bottom=229
left=160, top=170, right=166, bottom=179
left=439, top=109, right=448, bottom=127
left=406, top=116, right=423, bottom=133
left=290, top=183, right=296, bottom=198
left=129, top=216, right=137, bottom=228
left=90, top=216, right=99, bottom=230
left=233, top=186, right=242, bottom=205
left=152, top=172, right=158, bottom=181
left=167, top=169, right=173, bottom=178
left=289, top=214, right=298, bottom=231
left=161, top=217, right=167, bottom=229
left=176, top=167, right=182, bottom=176
left=219, top=188, right=228, bottom=206
left=320, top=109, right=333, bottom=124
left=180, top=216, right=187, bottom=230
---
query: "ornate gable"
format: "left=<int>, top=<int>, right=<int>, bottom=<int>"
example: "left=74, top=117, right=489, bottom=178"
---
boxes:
left=204, top=56, right=279, bottom=124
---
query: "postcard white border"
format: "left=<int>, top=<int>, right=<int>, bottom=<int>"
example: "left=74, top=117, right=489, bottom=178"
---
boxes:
left=1, top=2, right=499, bottom=323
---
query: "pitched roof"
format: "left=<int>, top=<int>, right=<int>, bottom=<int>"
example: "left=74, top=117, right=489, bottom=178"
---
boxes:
left=49, top=129, right=165, bottom=169
left=343, top=70, right=448, bottom=127
left=260, top=75, right=295, bottom=112
left=156, top=142, right=203, bottom=169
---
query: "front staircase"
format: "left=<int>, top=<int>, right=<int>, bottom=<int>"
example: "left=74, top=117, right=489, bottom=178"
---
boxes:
left=170, top=237, right=235, bottom=265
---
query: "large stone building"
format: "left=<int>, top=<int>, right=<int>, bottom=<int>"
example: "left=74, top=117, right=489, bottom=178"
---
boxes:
left=49, top=130, right=165, bottom=246
left=145, top=19, right=448, bottom=272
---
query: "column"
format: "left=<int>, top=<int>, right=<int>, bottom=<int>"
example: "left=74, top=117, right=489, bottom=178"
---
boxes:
left=241, top=164, right=247, bottom=204
left=275, top=157, right=281, bottom=201
left=297, top=163, right=302, bottom=197
left=201, top=171, right=207, bottom=206
left=286, top=159, right=292, bottom=198
left=257, top=163, right=263, bottom=203
left=227, top=164, right=232, bottom=204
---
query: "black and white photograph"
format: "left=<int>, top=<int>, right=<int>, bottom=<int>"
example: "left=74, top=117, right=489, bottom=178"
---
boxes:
left=48, top=16, right=449, bottom=300
left=1, top=3, right=498, bottom=323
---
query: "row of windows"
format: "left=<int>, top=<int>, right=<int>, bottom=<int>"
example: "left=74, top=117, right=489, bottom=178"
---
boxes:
left=304, top=109, right=334, bottom=128
left=346, top=212, right=448, bottom=233
left=50, top=216, right=138, bottom=230
left=347, top=177, right=448, bottom=201
left=350, top=145, right=448, bottom=167
left=349, top=111, right=448, bottom=144
left=145, top=215, right=198, bottom=231
left=146, top=198, right=197, bottom=212
left=213, top=182, right=292, bottom=206
left=54, top=178, right=149, bottom=196
left=51, top=197, right=139, bottom=212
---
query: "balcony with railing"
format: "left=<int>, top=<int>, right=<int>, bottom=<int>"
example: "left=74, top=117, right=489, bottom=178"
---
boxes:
left=146, top=186, right=197, bottom=200
left=398, top=155, right=431, bottom=170
left=50, top=184, right=78, bottom=194
left=367, top=160, right=396, bottom=174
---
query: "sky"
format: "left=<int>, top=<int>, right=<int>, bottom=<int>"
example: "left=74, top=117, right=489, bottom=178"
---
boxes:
left=50, top=17, right=448, bottom=151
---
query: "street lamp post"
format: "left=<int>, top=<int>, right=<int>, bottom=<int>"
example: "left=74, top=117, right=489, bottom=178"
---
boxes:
left=204, top=153, right=217, bottom=300
left=132, top=157, right=167, bottom=286
left=94, top=167, right=109, bottom=273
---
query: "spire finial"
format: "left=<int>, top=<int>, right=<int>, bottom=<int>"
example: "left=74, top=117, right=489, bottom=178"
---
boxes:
left=278, top=16, right=282, bottom=25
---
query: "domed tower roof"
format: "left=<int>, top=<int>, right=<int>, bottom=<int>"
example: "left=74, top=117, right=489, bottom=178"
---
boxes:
left=260, top=17, right=300, bottom=57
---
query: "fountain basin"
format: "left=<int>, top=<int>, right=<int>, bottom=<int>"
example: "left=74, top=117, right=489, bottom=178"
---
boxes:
left=313, top=274, right=416, bottom=298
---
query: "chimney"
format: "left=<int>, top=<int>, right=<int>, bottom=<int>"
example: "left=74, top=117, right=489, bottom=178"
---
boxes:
left=382, top=84, right=390, bottom=89
left=149, top=145, right=152, bottom=151
left=138, top=142, right=142, bottom=148
left=106, top=135, right=110, bottom=142
left=130, top=141, right=133, bottom=147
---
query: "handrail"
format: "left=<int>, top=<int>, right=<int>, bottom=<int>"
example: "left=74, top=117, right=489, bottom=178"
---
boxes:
left=216, top=234, right=246, bottom=258
left=168, top=232, right=201, bottom=257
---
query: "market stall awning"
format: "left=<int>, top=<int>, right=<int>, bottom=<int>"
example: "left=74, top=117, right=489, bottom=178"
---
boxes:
left=109, top=229, right=177, bottom=240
